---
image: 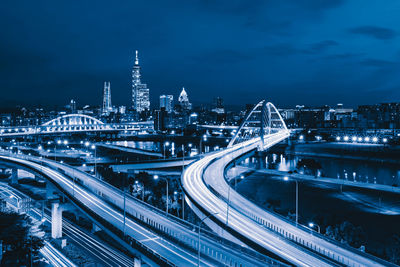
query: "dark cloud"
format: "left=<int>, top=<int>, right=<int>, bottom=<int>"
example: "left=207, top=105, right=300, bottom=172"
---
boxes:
left=349, top=26, right=397, bottom=40
left=360, top=59, right=396, bottom=68
left=308, top=40, right=339, bottom=53
left=263, top=41, right=339, bottom=56
left=0, top=1, right=400, bottom=108
left=192, top=49, right=254, bottom=64
left=263, top=43, right=302, bottom=56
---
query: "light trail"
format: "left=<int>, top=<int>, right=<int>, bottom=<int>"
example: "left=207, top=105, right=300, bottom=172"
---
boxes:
left=183, top=130, right=392, bottom=267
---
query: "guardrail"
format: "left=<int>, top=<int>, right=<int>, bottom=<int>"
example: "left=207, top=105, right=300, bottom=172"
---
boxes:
left=215, top=137, right=394, bottom=267
left=2, top=153, right=286, bottom=267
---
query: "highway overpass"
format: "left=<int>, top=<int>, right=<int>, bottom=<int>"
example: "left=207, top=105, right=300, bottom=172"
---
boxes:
left=0, top=154, right=285, bottom=266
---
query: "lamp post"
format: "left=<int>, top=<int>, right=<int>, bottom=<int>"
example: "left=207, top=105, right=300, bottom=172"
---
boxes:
left=55, top=140, right=61, bottom=161
left=174, top=190, right=185, bottom=220
left=123, top=186, right=127, bottom=236
left=284, top=176, right=298, bottom=225
left=154, top=175, right=169, bottom=214
left=225, top=180, right=233, bottom=228
left=91, top=144, right=97, bottom=177
left=199, top=135, right=207, bottom=156
left=188, top=143, right=192, bottom=156
left=181, top=144, right=186, bottom=173
left=198, top=212, right=218, bottom=266
left=163, top=141, right=170, bottom=160
left=135, top=180, right=145, bottom=201
left=308, top=222, right=321, bottom=233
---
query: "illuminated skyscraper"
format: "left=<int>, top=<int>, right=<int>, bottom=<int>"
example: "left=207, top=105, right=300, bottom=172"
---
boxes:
left=178, top=87, right=192, bottom=110
left=102, top=81, right=112, bottom=114
left=160, top=95, right=173, bottom=113
left=132, top=50, right=150, bottom=113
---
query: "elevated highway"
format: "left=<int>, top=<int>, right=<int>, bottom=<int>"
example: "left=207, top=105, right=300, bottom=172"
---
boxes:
left=0, top=154, right=284, bottom=266
left=182, top=100, right=393, bottom=267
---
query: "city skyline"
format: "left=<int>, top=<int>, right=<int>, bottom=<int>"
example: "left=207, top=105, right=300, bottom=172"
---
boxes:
left=1, top=2, right=400, bottom=266
left=1, top=1, right=400, bottom=108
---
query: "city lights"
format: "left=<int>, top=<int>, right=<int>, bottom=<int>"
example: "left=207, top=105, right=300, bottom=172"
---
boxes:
left=335, top=135, right=388, bottom=144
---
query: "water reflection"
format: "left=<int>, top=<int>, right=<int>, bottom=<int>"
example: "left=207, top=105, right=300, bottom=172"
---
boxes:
left=243, top=153, right=400, bottom=186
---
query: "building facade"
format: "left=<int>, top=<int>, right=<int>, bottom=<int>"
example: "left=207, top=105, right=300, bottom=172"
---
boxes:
left=159, top=95, right=173, bottom=113
left=132, top=50, right=150, bottom=113
left=178, top=87, right=192, bottom=110
left=102, top=81, right=112, bottom=115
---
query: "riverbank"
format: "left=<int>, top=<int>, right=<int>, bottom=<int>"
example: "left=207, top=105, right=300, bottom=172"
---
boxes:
left=273, top=142, right=400, bottom=164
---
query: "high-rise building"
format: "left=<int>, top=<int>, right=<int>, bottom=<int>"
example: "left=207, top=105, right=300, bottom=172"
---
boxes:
left=102, top=81, right=112, bottom=114
left=159, top=95, right=173, bottom=113
left=69, top=99, right=76, bottom=113
left=178, top=87, right=192, bottom=110
left=132, top=50, right=150, bottom=113
left=154, top=107, right=167, bottom=132
left=212, top=97, right=225, bottom=114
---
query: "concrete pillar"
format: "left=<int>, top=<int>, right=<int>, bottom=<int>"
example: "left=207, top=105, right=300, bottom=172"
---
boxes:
left=134, top=258, right=141, bottom=267
left=10, top=167, right=18, bottom=184
left=51, top=201, right=62, bottom=239
left=255, top=152, right=267, bottom=170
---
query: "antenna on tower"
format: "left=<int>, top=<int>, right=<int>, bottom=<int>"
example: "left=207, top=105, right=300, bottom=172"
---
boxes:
left=135, top=50, right=139, bottom=65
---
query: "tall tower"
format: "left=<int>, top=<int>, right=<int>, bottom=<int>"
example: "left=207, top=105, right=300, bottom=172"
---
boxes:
left=132, top=50, right=150, bottom=113
left=178, top=87, right=192, bottom=110
left=102, top=81, right=112, bottom=114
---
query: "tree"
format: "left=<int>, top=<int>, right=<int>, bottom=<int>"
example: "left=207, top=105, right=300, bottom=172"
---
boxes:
left=325, top=221, right=366, bottom=249
left=0, top=211, right=44, bottom=265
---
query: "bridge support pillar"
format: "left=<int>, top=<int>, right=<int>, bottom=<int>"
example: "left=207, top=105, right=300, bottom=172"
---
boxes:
left=51, top=201, right=63, bottom=239
left=255, top=151, right=267, bottom=170
left=10, top=167, right=18, bottom=184
left=134, top=258, right=141, bottom=267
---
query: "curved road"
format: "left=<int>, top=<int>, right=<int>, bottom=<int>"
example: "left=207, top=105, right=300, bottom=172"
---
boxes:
left=182, top=131, right=392, bottom=267
left=0, top=154, right=283, bottom=266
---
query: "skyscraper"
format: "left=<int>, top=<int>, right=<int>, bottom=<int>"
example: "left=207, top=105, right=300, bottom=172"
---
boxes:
left=132, top=50, right=150, bottom=113
left=69, top=99, right=76, bottom=113
left=102, top=81, right=112, bottom=114
left=159, top=95, right=173, bottom=113
left=178, top=87, right=192, bottom=110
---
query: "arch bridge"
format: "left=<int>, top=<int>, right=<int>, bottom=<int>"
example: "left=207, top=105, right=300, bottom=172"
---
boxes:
left=228, top=100, right=289, bottom=149
left=0, top=114, right=154, bottom=137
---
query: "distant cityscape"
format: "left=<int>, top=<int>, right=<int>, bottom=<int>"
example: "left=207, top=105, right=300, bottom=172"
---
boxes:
left=1, top=50, right=400, bottom=139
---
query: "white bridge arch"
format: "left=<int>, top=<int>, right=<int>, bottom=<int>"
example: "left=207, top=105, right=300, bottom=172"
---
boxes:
left=228, top=100, right=289, bottom=148
left=42, top=114, right=104, bottom=126
left=0, top=114, right=154, bottom=136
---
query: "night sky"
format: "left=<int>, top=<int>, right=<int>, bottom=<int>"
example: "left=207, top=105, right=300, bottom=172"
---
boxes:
left=1, top=1, right=400, bottom=109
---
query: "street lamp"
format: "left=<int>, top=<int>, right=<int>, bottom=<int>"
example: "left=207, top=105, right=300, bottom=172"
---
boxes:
left=154, top=175, right=169, bottom=214
left=284, top=176, right=299, bottom=226
left=135, top=180, right=145, bottom=201
left=163, top=142, right=170, bottom=159
left=54, top=140, right=62, bottom=161
left=122, top=186, right=127, bottom=236
left=174, top=190, right=185, bottom=220
left=200, top=134, right=207, bottom=155
left=308, top=222, right=321, bottom=233
left=91, top=144, right=97, bottom=177
left=198, top=212, right=218, bottom=266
